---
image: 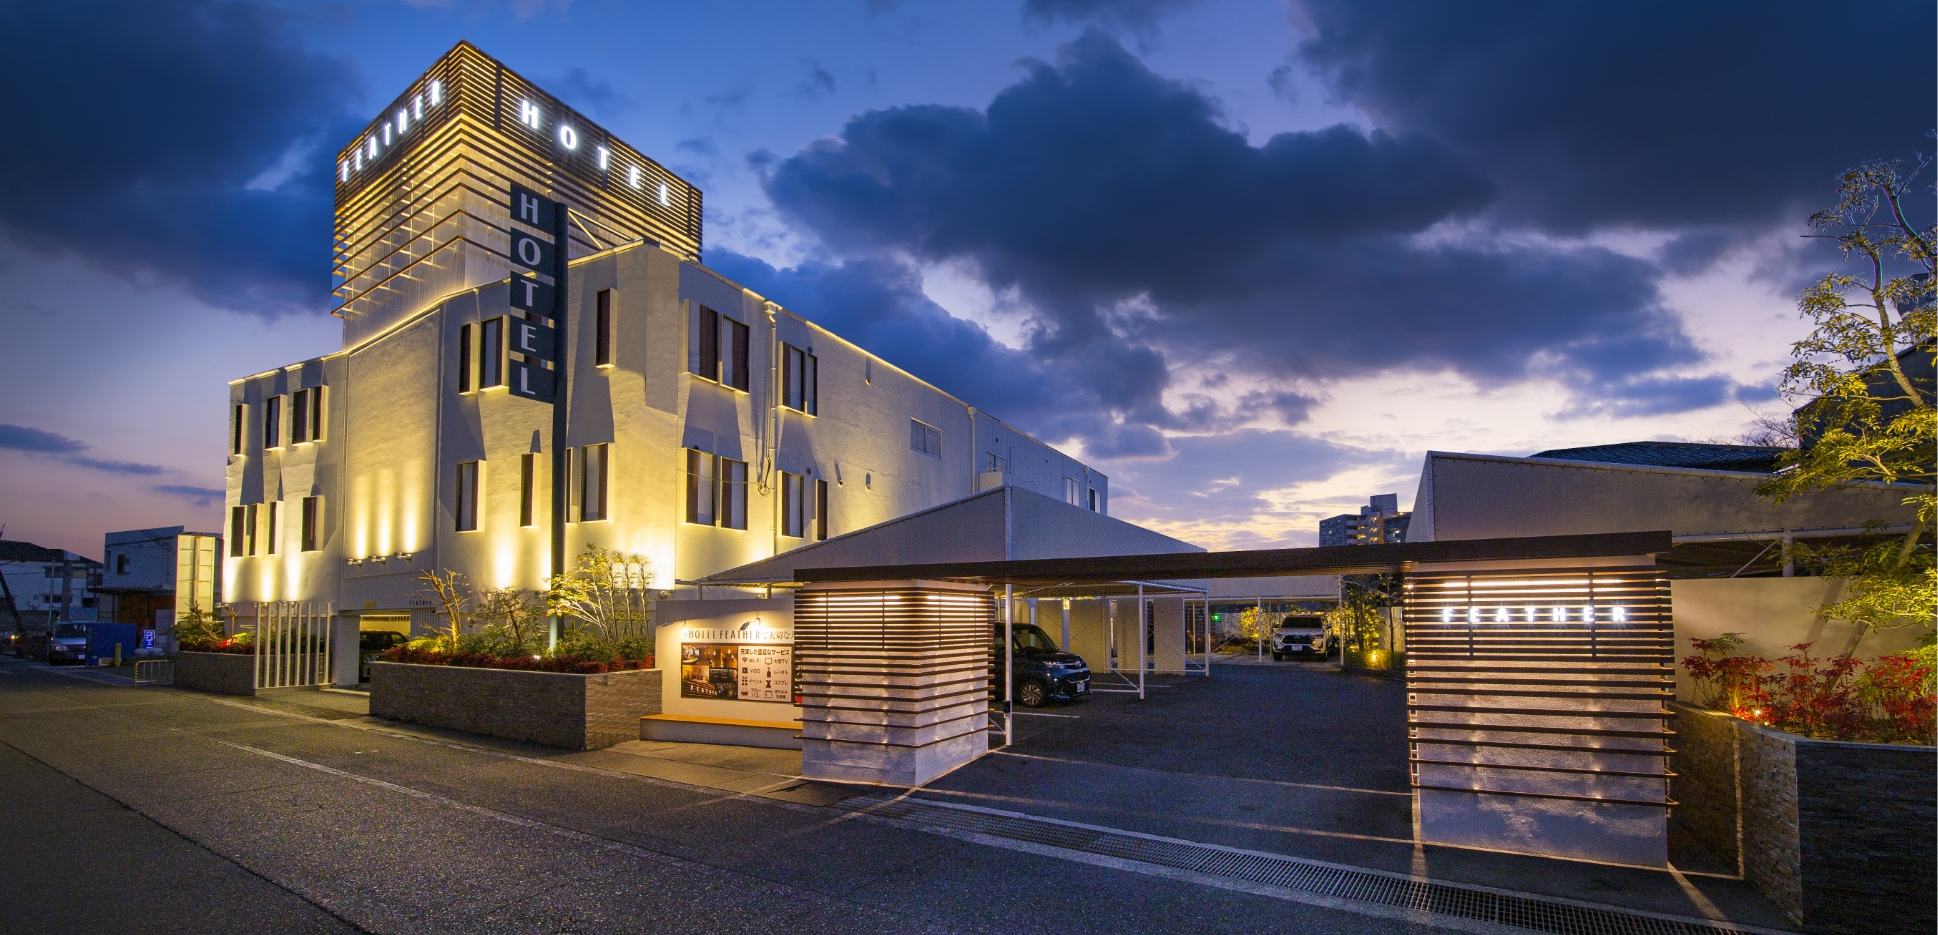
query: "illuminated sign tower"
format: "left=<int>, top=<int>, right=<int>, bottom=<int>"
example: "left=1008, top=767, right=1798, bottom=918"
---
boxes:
left=331, top=41, right=703, bottom=346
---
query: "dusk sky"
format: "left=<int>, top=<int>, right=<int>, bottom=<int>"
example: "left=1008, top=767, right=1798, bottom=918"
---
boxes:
left=0, top=0, right=1931, bottom=559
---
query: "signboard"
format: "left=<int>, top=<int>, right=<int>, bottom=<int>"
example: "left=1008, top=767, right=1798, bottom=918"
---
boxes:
left=678, top=623, right=796, bottom=704
left=510, top=318, right=556, bottom=359
left=508, top=361, right=556, bottom=402
left=510, top=183, right=558, bottom=230
left=509, top=230, right=556, bottom=272
left=509, top=276, right=556, bottom=315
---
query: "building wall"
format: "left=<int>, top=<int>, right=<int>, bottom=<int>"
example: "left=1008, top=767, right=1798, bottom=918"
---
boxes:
left=1410, top=452, right=1918, bottom=542
left=1669, top=577, right=1926, bottom=702
left=225, top=241, right=1109, bottom=624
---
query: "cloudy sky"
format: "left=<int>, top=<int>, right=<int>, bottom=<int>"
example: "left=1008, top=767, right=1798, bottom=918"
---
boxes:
left=0, top=0, right=1930, bottom=558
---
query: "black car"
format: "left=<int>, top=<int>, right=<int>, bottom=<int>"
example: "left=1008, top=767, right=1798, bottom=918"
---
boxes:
left=990, top=623, right=1090, bottom=707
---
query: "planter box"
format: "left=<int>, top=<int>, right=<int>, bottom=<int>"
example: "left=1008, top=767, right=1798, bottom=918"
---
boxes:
left=1670, top=702, right=1936, bottom=934
left=370, top=662, right=661, bottom=750
left=173, top=651, right=257, bottom=696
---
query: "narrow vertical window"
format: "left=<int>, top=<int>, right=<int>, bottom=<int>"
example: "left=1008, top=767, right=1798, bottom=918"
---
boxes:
left=563, top=448, right=578, bottom=523
left=783, top=345, right=817, bottom=413
left=519, top=454, right=535, bottom=527
left=262, top=396, right=281, bottom=449
left=265, top=503, right=279, bottom=555
left=725, top=317, right=750, bottom=390
left=595, top=289, right=612, bottom=366
left=781, top=473, right=804, bottom=537
left=309, top=386, right=326, bottom=442
left=720, top=458, right=748, bottom=529
left=581, top=444, right=608, bottom=521
left=803, top=350, right=817, bottom=415
left=290, top=389, right=310, bottom=443
left=1088, top=488, right=1099, bottom=512
left=458, top=323, right=473, bottom=392
left=815, top=478, right=828, bottom=541
left=455, top=461, right=480, bottom=531
left=230, top=507, right=245, bottom=556
left=245, top=504, right=259, bottom=555
left=685, top=449, right=717, bottom=525
left=301, top=496, right=320, bottom=551
left=1065, top=477, right=1080, bottom=506
left=695, top=306, right=720, bottom=381
left=479, top=317, right=504, bottom=388
left=232, top=404, right=245, bottom=455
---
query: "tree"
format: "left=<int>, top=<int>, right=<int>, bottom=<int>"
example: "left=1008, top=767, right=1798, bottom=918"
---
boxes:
left=546, top=545, right=655, bottom=644
left=415, top=569, right=474, bottom=650
left=475, top=586, right=547, bottom=656
left=1758, top=152, right=1936, bottom=653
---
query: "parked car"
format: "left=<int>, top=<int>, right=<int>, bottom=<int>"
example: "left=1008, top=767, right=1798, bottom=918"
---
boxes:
left=47, top=622, right=90, bottom=665
left=990, top=623, right=1090, bottom=707
left=1271, top=614, right=1332, bottom=661
left=359, top=630, right=410, bottom=681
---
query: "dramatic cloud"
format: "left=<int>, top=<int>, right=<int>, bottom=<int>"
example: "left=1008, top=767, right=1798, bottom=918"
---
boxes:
left=762, top=31, right=1734, bottom=450
left=0, top=0, right=363, bottom=313
left=1292, top=0, right=1937, bottom=232
left=0, top=424, right=166, bottom=475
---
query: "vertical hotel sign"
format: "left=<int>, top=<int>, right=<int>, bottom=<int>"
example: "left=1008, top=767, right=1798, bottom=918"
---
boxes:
left=504, top=182, right=572, bottom=609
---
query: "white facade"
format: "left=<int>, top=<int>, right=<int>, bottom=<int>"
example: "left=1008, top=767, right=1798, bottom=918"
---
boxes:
left=225, top=240, right=1108, bottom=625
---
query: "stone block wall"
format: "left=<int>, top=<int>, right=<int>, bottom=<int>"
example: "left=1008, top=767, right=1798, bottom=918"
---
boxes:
left=371, top=663, right=661, bottom=749
left=173, top=652, right=256, bottom=696
left=1670, top=702, right=1935, bottom=934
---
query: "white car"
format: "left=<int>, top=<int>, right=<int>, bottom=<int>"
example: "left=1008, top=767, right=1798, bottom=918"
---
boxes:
left=1270, top=615, right=1331, bottom=661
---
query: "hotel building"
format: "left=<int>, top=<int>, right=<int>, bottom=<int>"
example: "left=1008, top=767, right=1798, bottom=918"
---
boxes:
left=224, top=42, right=1109, bottom=634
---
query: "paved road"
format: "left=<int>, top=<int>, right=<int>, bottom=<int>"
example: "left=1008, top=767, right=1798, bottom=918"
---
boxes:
left=0, top=659, right=1457, bottom=935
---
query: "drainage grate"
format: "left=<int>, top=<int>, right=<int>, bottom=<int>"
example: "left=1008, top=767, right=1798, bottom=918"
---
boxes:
left=841, top=794, right=1774, bottom=935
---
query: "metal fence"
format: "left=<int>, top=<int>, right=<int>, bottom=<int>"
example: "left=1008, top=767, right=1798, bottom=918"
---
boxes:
left=244, top=601, right=335, bottom=690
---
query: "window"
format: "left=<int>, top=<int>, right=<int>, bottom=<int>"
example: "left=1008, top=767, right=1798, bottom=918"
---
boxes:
left=563, top=447, right=577, bottom=522
left=695, top=305, right=719, bottom=381
left=301, top=496, right=321, bottom=551
left=720, top=457, right=747, bottom=529
left=458, top=323, right=473, bottom=392
left=115, top=553, right=129, bottom=575
left=815, top=478, right=828, bottom=541
left=783, top=344, right=817, bottom=414
left=781, top=472, right=804, bottom=538
left=245, top=504, right=259, bottom=555
left=579, top=444, right=608, bottom=522
left=456, top=461, right=480, bottom=531
left=722, top=316, right=750, bottom=390
left=983, top=452, right=1008, bottom=472
left=910, top=419, right=941, bottom=458
left=519, top=454, right=535, bottom=527
left=266, top=502, right=279, bottom=555
left=230, top=507, right=245, bottom=557
left=262, top=396, right=282, bottom=449
left=685, top=448, right=717, bottom=525
left=1064, top=477, right=1080, bottom=506
left=479, top=317, right=505, bottom=388
left=290, top=389, right=310, bottom=443
left=307, top=386, right=325, bottom=441
left=685, top=450, right=746, bottom=529
left=232, top=404, right=245, bottom=455
left=1088, top=488, right=1099, bottom=512
left=595, top=289, right=613, bottom=366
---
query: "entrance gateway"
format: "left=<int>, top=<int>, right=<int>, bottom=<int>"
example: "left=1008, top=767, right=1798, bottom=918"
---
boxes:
left=782, top=530, right=1676, bottom=868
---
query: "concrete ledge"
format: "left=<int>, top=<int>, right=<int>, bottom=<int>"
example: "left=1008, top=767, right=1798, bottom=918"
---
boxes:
left=372, top=662, right=661, bottom=750
left=641, top=714, right=802, bottom=750
left=173, top=652, right=256, bottom=696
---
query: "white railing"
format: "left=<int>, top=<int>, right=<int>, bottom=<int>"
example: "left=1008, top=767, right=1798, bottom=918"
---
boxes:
left=248, top=601, right=335, bottom=690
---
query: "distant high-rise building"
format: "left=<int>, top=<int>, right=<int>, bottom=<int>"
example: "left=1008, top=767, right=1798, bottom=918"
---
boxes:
left=1319, top=494, right=1410, bottom=547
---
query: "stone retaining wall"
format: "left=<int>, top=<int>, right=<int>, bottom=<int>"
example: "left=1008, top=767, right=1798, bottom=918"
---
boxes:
left=173, top=652, right=256, bottom=696
left=1670, top=702, right=1935, bottom=933
left=370, top=662, right=661, bottom=749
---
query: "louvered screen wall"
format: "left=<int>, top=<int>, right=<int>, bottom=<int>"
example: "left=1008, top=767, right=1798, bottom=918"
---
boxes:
left=795, top=583, right=993, bottom=785
left=1404, top=563, right=1675, bottom=867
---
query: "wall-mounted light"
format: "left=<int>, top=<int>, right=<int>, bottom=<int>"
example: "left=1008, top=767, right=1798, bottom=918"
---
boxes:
left=395, top=551, right=413, bottom=562
left=346, top=558, right=363, bottom=567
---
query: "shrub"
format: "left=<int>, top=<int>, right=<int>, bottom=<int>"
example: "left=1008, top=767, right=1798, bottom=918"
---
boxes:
left=378, top=644, right=653, bottom=674
left=1683, top=637, right=1936, bottom=744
